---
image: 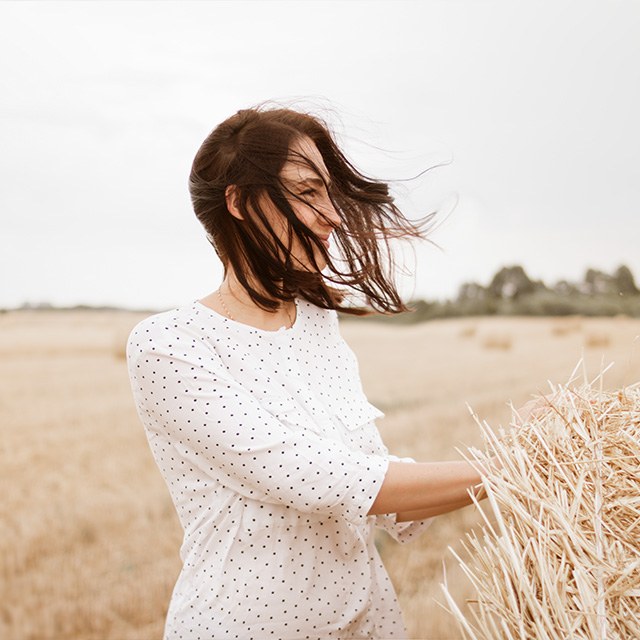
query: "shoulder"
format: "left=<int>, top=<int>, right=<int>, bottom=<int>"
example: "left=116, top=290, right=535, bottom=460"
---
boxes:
left=126, top=302, right=221, bottom=360
left=127, top=306, right=187, bottom=351
left=297, top=298, right=339, bottom=332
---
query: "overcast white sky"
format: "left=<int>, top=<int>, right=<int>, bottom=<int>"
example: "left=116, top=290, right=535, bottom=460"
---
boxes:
left=2, top=1, right=639, bottom=310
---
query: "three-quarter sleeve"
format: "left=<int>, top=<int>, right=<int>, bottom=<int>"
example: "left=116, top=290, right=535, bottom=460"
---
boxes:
left=128, top=340, right=389, bottom=526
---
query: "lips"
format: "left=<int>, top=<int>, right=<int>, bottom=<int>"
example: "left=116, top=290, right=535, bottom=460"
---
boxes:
left=318, top=235, right=331, bottom=249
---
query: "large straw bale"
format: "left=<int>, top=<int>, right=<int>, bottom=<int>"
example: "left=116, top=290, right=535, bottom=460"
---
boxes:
left=441, top=369, right=640, bottom=640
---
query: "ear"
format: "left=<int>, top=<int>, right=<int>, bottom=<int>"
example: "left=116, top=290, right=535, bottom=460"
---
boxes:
left=225, top=185, right=244, bottom=220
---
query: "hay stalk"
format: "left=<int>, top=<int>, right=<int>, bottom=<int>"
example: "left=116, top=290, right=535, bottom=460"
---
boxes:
left=442, top=377, right=640, bottom=639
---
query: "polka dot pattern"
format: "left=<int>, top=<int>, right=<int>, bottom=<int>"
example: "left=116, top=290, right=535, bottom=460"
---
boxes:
left=127, top=299, right=431, bottom=639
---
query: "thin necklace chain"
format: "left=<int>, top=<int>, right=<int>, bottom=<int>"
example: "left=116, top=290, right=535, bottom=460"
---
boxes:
left=216, top=288, right=235, bottom=321
left=216, top=287, right=294, bottom=328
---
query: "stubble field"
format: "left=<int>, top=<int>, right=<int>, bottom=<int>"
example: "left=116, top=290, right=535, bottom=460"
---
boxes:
left=2, top=310, right=639, bottom=640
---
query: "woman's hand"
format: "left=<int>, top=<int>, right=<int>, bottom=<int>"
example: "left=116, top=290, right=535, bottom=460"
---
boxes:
left=515, top=395, right=552, bottom=425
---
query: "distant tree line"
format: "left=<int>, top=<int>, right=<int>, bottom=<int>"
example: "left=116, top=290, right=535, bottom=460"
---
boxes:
left=354, top=264, right=640, bottom=324
left=459, top=264, right=638, bottom=300
left=9, top=265, right=640, bottom=321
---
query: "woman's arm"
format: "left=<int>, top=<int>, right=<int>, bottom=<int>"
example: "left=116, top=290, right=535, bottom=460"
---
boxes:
left=368, top=459, right=489, bottom=521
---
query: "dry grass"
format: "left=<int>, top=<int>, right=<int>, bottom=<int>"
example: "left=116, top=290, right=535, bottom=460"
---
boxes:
left=441, top=374, right=640, bottom=639
left=2, top=311, right=640, bottom=639
left=0, top=311, right=181, bottom=640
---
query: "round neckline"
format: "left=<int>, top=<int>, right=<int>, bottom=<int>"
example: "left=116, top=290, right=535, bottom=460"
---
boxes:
left=193, top=298, right=301, bottom=335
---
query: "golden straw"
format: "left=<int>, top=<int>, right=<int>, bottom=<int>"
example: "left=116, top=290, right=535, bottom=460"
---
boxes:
left=441, top=369, right=640, bottom=639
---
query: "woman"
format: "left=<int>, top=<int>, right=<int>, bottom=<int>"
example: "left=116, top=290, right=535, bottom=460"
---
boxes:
left=127, top=105, right=491, bottom=639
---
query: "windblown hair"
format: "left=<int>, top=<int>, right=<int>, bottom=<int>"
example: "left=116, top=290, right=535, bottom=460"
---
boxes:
left=189, top=105, right=432, bottom=315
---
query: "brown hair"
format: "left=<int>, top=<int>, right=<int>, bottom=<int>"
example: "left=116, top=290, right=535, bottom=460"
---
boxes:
left=188, top=105, right=433, bottom=315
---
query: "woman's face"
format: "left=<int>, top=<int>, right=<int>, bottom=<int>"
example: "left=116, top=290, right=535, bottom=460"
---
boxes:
left=273, top=136, right=341, bottom=271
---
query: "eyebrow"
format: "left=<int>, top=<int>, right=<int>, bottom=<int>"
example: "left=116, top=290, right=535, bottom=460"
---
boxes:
left=300, top=176, right=329, bottom=188
left=280, top=159, right=332, bottom=190
left=287, top=174, right=332, bottom=192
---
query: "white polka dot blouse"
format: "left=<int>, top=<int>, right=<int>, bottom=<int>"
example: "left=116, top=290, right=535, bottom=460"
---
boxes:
left=127, top=298, right=432, bottom=639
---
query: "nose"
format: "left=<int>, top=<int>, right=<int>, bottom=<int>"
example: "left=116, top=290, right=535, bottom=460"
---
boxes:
left=322, top=197, right=342, bottom=229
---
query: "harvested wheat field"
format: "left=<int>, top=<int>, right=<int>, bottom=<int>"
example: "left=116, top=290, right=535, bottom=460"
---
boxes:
left=1, top=310, right=639, bottom=640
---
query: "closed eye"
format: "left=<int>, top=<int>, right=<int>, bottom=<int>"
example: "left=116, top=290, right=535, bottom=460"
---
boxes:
left=296, top=176, right=330, bottom=199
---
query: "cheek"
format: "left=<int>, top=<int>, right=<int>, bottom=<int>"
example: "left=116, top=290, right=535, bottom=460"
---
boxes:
left=292, top=203, right=318, bottom=229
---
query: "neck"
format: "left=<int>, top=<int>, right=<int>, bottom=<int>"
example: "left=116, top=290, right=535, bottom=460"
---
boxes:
left=201, top=272, right=297, bottom=331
